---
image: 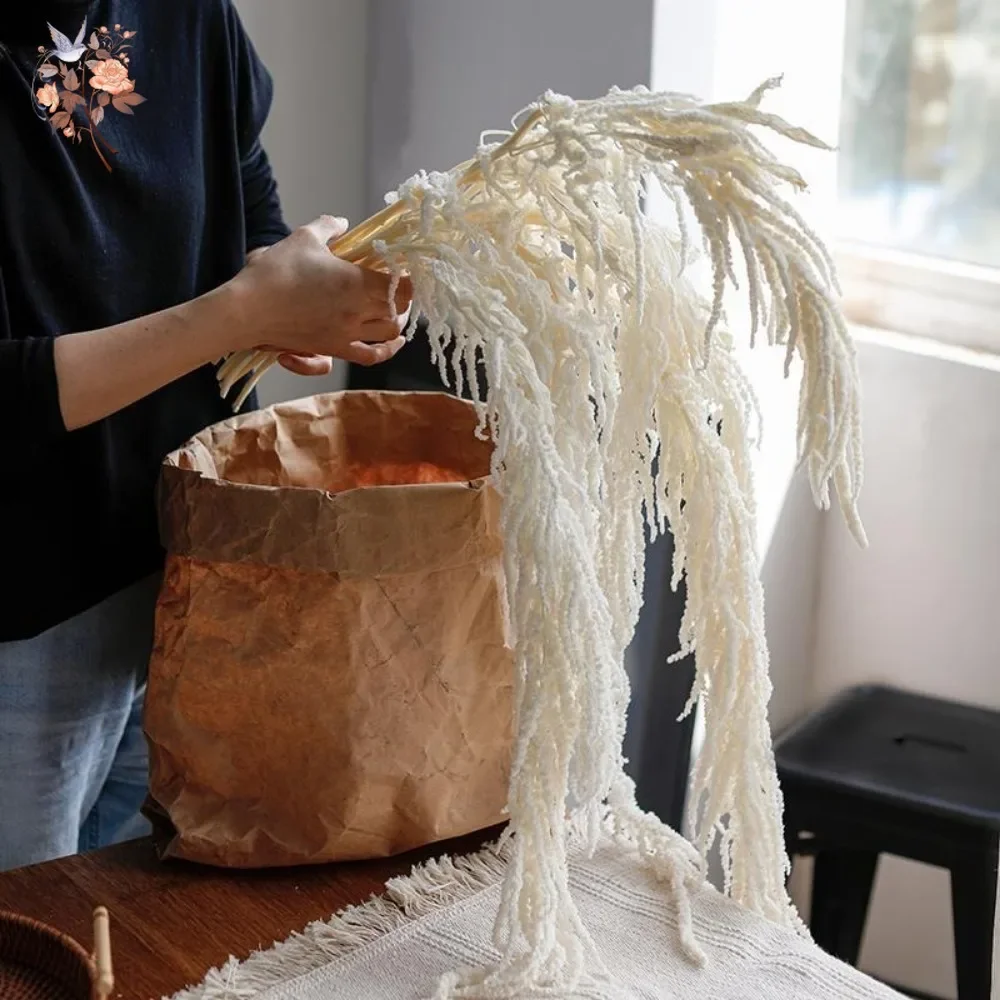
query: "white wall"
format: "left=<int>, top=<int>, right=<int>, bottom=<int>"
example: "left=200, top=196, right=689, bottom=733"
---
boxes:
left=814, top=335, right=1000, bottom=713
left=809, top=331, right=1000, bottom=998
left=234, top=0, right=368, bottom=404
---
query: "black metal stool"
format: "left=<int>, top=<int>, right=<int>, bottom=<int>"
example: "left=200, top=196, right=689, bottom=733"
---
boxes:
left=776, top=685, right=1000, bottom=1000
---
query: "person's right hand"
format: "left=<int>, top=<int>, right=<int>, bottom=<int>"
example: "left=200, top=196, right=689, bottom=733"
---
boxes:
left=227, top=215, right=412, bottom=367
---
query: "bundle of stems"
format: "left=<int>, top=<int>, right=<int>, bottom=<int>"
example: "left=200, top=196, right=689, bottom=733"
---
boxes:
left=216, top=107, right=546, bottom=410
left=216, top=80, right=864, bottom=999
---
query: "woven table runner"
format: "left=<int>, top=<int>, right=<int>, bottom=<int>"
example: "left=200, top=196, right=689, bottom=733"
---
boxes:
left=171, top=840, right=901, bottom=999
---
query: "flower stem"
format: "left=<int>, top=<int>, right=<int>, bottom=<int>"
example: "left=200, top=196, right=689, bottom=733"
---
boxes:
left=81, top=127, right=112, bottom=172
left=92, top=123, right=118, bottom=157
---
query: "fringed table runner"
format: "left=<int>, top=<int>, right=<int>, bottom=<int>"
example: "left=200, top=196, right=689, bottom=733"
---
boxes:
left=171, top=841, right=901, bottom=1000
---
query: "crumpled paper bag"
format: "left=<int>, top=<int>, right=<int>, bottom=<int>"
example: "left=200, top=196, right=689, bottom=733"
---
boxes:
left=144, top=391, right=513, bottom=867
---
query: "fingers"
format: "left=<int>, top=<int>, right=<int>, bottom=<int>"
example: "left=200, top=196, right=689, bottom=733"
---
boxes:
left=393, top=275, right=414, bottom=314
left=301, top=214, right=350, bottom=248
left=360, top=270, right=414, bottom=319
left=277, top=353, right=334, bottom=377
left=258, top=303, right=406, bottom=357
left=340, top=336, right=406, bottom=367
left=358, top=317, right=406, bottom=343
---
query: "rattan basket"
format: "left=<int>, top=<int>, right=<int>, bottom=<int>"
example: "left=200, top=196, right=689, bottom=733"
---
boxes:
left=0, top=907, right=112, bottom=1000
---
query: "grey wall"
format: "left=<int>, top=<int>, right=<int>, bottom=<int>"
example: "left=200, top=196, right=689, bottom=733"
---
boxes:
left=366, top=0, right=655, bottom=209
left=234, top=0, right=368, bottom=404
left=236, top=0, right=368, bottom=229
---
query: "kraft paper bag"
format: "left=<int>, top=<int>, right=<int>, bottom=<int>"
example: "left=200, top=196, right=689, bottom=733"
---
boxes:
left=144, top=390, right=513, bottom=868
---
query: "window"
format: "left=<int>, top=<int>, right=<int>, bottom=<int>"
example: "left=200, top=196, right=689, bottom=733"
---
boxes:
left=835, top=0, right=1000, bottom=350
left=838, top=0, right=1000, bottom=269
left=682, top=0, right=1000, bottom=353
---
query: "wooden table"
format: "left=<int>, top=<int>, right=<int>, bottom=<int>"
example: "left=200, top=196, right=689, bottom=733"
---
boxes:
left=0, top=833, right=494, bottom=999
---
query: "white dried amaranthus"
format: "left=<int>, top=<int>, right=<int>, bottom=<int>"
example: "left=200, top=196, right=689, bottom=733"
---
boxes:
left=220, top=80, right=865, bottom=999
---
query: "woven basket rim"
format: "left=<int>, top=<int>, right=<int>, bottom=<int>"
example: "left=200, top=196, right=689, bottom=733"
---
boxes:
left=0, top=909, right=97, bottom=998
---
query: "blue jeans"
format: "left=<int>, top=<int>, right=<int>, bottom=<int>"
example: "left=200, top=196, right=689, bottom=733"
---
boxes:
left=0, top=574, right=158, bottom=872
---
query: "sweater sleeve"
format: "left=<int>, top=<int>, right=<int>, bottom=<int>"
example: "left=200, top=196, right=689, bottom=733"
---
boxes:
left=241, top=140, right=289, bottom=253
left=225, top=2, right=291, bottom=253
left=0, top=336, right=67, bottom=444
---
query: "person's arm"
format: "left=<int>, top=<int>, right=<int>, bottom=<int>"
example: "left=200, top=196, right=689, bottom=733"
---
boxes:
left=52, top=282, right=245, bottom=432
left=39, top=216, right=409, bottom=432
left=241, top=139, right=289, bottom=256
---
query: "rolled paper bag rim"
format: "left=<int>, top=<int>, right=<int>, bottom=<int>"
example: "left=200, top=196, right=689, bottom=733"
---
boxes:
left=157, top=390, right=501, bottom=577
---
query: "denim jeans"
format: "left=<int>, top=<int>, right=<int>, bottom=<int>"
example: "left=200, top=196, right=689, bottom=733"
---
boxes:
left=0, top=574, right=158, bottom=871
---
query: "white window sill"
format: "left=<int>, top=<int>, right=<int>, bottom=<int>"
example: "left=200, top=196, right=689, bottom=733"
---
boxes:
left=850, top=322, right=1000, bottom=374
left=839, top=244, right=1000, bottom=358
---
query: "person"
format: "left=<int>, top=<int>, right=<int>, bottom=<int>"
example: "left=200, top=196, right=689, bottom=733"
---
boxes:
left=0, top=0, right=410, bottom=871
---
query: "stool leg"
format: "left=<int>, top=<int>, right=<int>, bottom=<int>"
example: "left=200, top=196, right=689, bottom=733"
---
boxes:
left=950, top=855, right=997, bottom=1000
left=810, top=849, right=879, bottom=965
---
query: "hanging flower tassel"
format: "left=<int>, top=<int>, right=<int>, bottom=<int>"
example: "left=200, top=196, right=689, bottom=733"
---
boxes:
left=218, top=80, right=864, bottom=998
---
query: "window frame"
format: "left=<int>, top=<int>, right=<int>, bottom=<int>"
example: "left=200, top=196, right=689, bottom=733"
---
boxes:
left=836, top=242, right=1000, bottom=354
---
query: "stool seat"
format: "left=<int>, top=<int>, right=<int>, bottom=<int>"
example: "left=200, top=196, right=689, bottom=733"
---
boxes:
left=777, top=684, right=1000, bottom=829
left=776, top=684, right=1000, bottom=1000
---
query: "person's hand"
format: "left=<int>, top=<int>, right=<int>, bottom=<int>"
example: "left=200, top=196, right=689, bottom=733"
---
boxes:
left=230, top=216, right=412, bottom=371
left=245, top=245, right=337, bottom=376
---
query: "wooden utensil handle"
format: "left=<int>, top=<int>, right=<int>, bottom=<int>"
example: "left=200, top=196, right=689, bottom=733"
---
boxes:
left=93, top=907, right=114, bottom=1000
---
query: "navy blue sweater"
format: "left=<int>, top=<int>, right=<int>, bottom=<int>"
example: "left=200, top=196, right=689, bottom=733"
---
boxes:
left=0, top=0, right=289, bottom=640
